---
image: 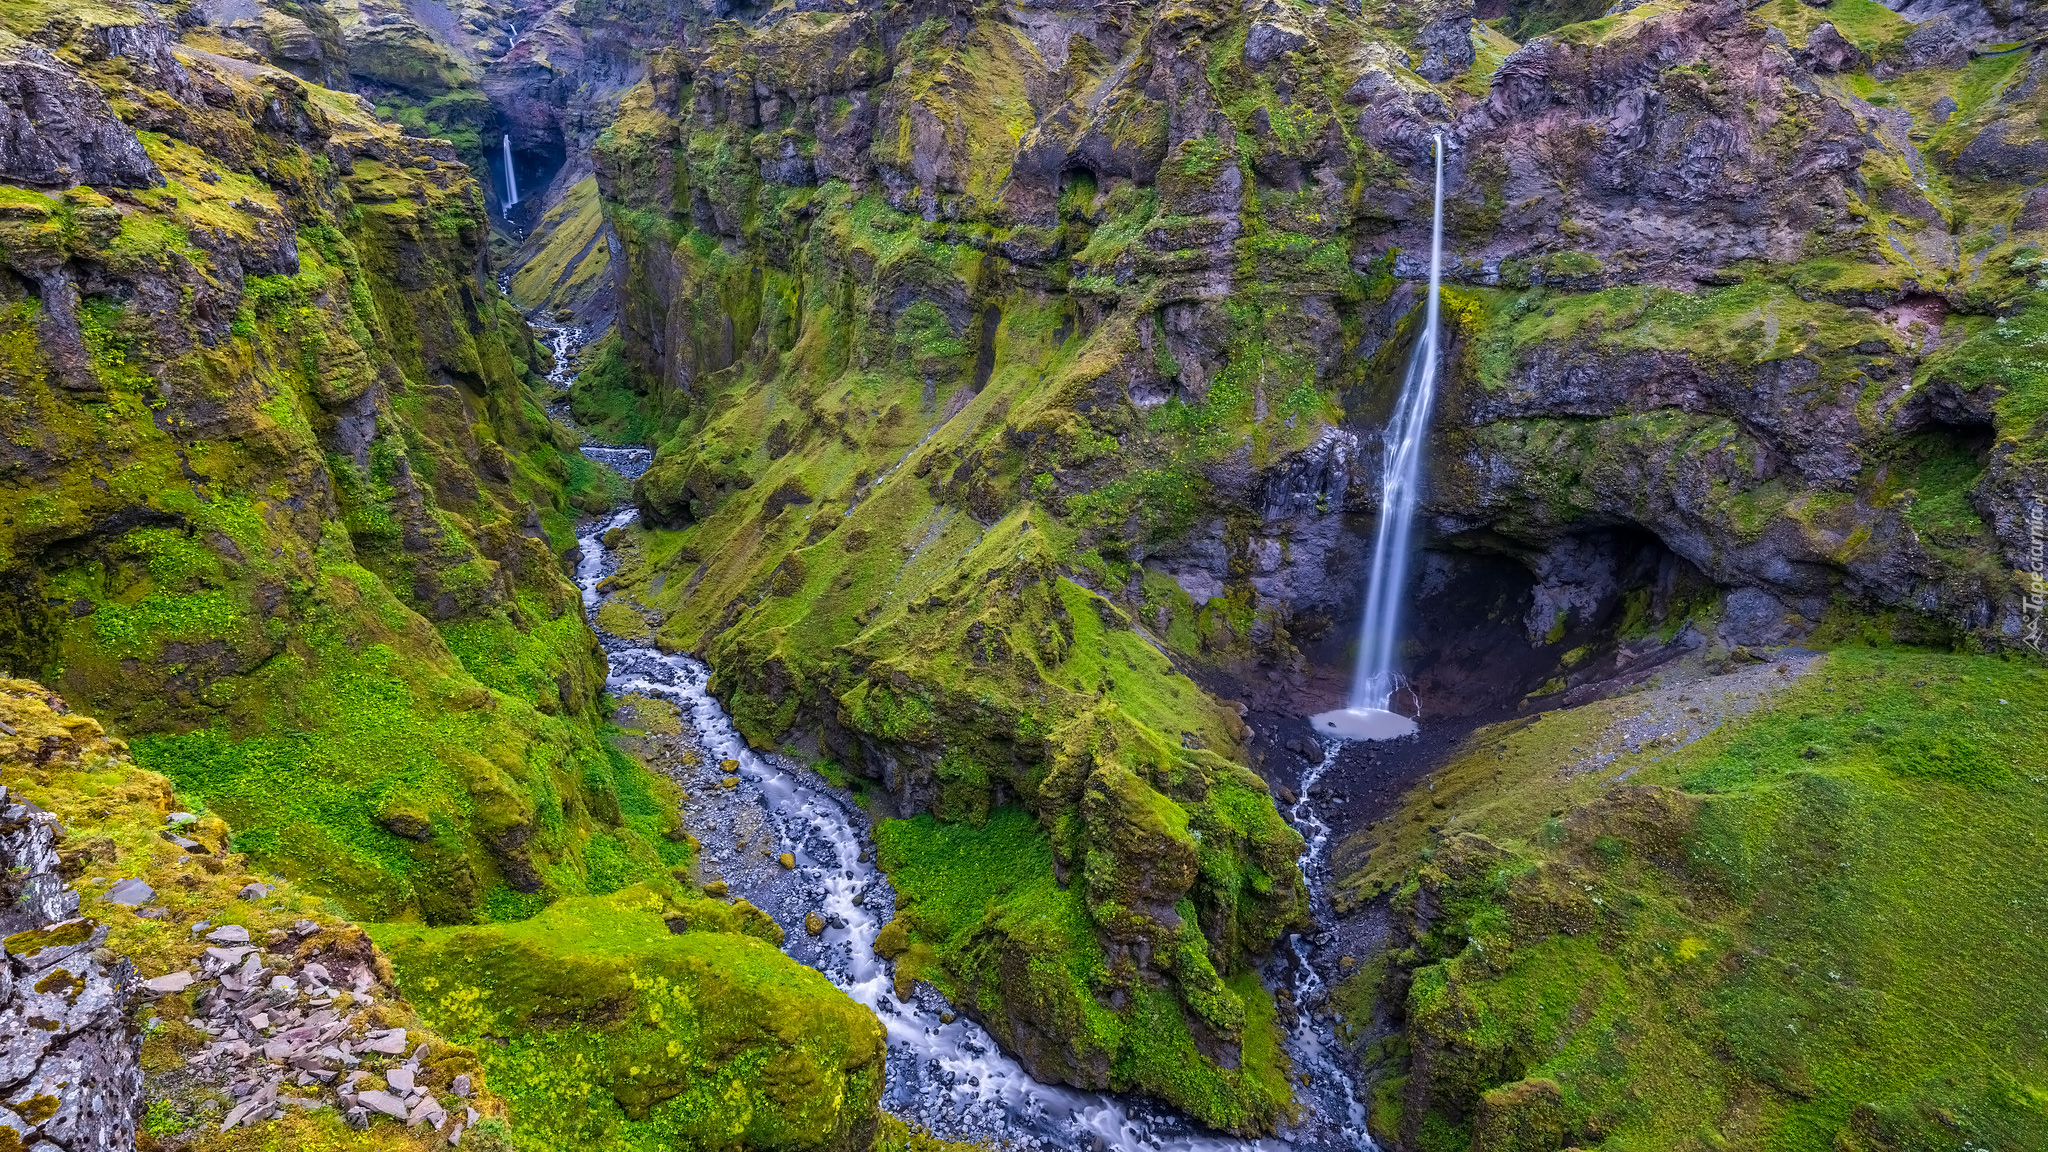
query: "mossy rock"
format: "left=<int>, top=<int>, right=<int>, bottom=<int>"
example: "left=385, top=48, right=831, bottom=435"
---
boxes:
left=373, top=886, right=886, bottom=1151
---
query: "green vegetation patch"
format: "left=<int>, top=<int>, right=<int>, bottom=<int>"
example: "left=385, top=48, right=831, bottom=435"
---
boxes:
left=373, top=886, right=886, bottom=1152
left=876, top=807, right=1296, bottom=1134
left=1343, top=647, right=2048, bottom=1152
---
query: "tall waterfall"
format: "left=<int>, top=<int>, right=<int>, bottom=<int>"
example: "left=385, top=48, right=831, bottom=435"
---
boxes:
left=1313, top=133, right=1445, bottom=744
left=501, top=134, right=520, bottom=210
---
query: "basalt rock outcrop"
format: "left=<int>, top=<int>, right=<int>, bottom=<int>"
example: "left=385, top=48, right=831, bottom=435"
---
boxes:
left=0, top=785, right=142, bottom=1152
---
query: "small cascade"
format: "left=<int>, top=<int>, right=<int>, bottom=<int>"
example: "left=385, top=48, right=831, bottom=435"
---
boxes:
left=501, top=134, right=520, bottom=211
left=1314, top=133, right=1446, bottom=745
left=534, top=324, right=652, bottom=477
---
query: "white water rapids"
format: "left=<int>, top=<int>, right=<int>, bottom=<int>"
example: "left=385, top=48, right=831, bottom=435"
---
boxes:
left=1314, top=133, right=1445, bottom=745
left=554, top=341, right=1376, bottom=1147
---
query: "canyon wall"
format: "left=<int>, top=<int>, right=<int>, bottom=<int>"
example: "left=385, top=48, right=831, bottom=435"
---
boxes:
left=566, top=0, right=2048, bottom=1128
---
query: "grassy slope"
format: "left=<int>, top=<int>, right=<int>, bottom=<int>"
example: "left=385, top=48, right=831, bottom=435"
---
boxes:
left=508, top=175, right=613, bottom=319
left=1337, top=645, right=2048, bottom=1152
left=0, top=678, right=513, bottom=1149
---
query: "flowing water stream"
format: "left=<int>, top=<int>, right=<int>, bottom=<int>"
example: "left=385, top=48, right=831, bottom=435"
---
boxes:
left=1314, top=133, right=1446, bottom=744
left=547, top=324, right=1376, bottom=1149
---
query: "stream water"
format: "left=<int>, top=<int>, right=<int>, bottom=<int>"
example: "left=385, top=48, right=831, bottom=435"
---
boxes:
left=550, top=322, right=1374, bottom=1149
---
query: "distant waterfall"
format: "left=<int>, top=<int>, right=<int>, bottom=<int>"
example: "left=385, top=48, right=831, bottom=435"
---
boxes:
left=1313, top=133, right=1445, bottom=743
left=502, top=134, right=520, bottom=210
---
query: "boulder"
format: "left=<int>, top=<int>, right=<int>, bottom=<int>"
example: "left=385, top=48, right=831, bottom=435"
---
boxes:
left=1800, top=23, right=1864, bottom=72
left=356, top=1089, right=410, bottom=1120
left=102, top=878, right=154, bottom=907
left=1243, top=21, right=1310, bottom=69
left=142, top=971, right=194, bottom=995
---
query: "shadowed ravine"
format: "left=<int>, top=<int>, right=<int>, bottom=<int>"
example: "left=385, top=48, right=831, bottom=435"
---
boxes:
left=563, top=373, right=1370, bottom=1150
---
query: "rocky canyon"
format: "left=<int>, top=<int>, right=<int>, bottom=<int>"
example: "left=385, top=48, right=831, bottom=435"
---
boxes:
left=1, top=0, right=2046, bottom=1147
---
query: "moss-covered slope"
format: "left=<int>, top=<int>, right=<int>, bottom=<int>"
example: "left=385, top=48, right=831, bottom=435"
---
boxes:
left=0, top=0, right=668, bottom=926
left=1332, top=646, right=2048, bottom=1151
left=372, top=886, right=887, bottom=1152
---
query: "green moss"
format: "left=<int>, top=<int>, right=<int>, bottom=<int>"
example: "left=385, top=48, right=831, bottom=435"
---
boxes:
left=876, top=807, right=1294, bottom=1133
left=509, top=176, right=613, bottom=314
left=373, top=886, right=885, bottom=1151
left=1345, top=647, right=2048, bottom=1151
left=1756, top=0, right=1907, bottom=50
left=1921, top=295, right=2048, bottom=452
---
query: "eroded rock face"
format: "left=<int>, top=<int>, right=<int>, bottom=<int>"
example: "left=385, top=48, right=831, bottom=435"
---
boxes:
left=0, top=45, right=162, bottom=189
left=0, top=790, right=142, bottom=1152
left=0, top=0, right=622, bottom=930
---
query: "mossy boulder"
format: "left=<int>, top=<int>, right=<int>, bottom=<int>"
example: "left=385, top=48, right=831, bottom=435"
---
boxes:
left=372, top=886, right=886, bottom=1152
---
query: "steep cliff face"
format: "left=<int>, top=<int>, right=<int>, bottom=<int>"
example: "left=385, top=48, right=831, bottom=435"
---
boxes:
left=0, top=0, right=669, bottom=926
left=562, top=0, right=2048, bottom=1130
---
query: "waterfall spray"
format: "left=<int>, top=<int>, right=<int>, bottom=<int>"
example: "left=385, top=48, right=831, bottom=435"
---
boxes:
left=501, top=134, right=521, bottom=210
left=1313, top=132, right=1445, bottom=743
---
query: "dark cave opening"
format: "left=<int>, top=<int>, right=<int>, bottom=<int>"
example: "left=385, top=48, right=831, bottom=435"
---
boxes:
left=491, top=137, right=567, bottom=226
left=1248, top=523, right=1715, bottom=845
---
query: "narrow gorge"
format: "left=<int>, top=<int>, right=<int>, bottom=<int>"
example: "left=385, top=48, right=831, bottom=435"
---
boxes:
left=2, top=0, right=2047, bottom=1148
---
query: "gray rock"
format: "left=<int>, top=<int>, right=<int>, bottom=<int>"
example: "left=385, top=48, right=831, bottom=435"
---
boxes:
left=0, top=45, right=163, bottom=189
left=406, top=1094, right=444, bottom=1127
left=1243, top=21, right=1310, bottom=69
left=361, top=1029, right=410, bottom=1055
left=356, top=1090, right=410, bottom=1120
left=1413, top=5, right=1477, bottom=82
left=1718, top=587, right=1805, bottom=647
left=386, top=1066, right=415, bottom=1093
left=206, top=924, right=252, bottom=945
left=1896, top=16, right=1969, bottom=71
left=451, top=1074, right=470, bottom=1098
left=0, top=794, right=141, bottom=1152
left=102, top=878, right=155, bottom=907
left=238, top=882, right=272, bottom=901
left=166, top=812, right=197, bottom=826
left=203, top=945, right=255, bottom=968
left=343, top=1106, right=370, bottom=1131
left=4, top=918, right=106, bottom=973
left=142, top=971, right=194, bottom=995
left=1800, top=23, right=1864, bottom=73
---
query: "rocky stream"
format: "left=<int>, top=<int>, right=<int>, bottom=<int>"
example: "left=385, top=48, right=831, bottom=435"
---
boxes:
left=557, top=329, right=1373, bottom=1150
